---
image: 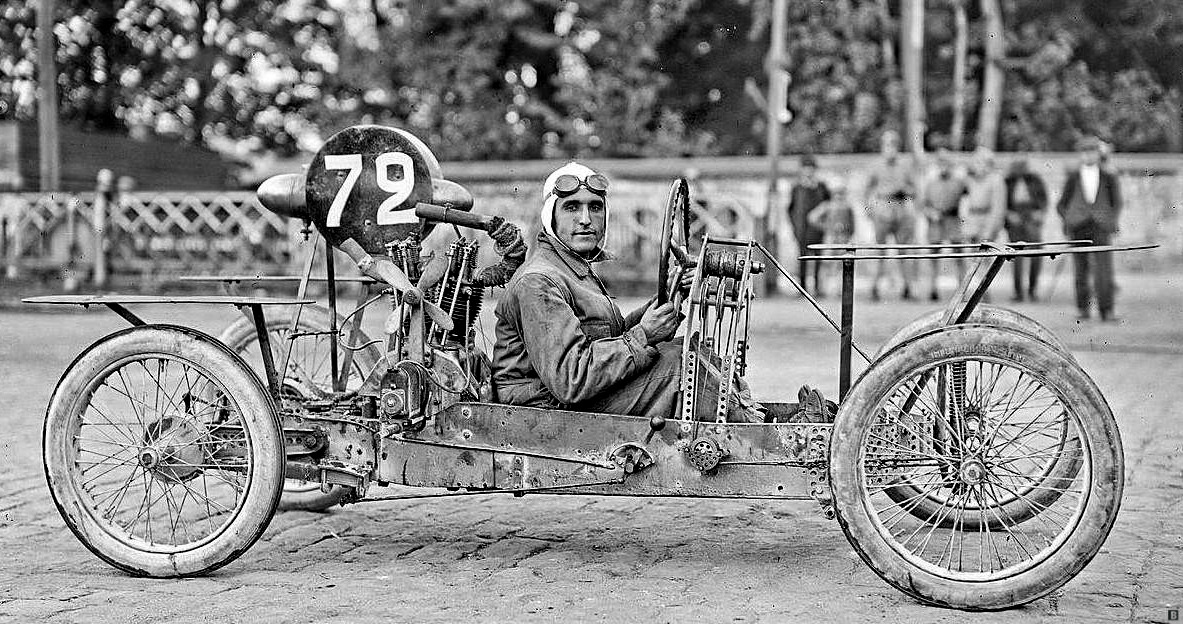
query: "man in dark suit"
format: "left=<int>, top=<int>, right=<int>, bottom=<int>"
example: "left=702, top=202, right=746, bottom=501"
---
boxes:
left=1056, top=137, right=1122, bottom=321
left=1004, top=158, right=1049, bottom=301
left=787, top=154, right=831, bottom=295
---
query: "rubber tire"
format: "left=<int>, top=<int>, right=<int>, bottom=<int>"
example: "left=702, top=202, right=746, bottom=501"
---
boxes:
left=875, top=304, right=1071, bottom=360
left=43, top=325, right=285, bottom=577
left=219, top=305, right=379, bottom=512
left=830, top=325, right=1123, bottom=610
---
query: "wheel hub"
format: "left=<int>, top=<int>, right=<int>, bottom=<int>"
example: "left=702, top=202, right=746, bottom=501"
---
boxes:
left=141, top=416, right=207, bottom=482
left=138, top=448, right=161, bottom=469
left=959, top=459, right=987, bottom=485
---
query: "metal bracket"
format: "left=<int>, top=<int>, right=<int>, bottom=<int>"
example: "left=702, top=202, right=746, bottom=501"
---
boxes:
left=608, top=443, right=655, bottom=474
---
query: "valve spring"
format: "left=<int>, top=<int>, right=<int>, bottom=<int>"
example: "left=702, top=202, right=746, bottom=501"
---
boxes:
left=402, top=236, right=422, bottom=282
left=427, top=239, right=482, bottom=344
left=386, top=235, right=423, bottom=282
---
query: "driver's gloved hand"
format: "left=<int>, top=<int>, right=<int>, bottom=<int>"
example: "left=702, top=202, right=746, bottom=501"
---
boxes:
left=487, top=217, right=526, bottom=257
left=471, top=218, right=527, bottom=288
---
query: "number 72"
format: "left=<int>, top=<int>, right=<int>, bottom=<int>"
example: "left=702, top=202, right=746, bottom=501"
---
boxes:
left=323, top=151, right=417, bottom=227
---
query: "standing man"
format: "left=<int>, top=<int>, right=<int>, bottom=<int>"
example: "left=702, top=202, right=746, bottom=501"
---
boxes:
left=865, top=130, right=918, bottom=301
left=807, top=183, right=856, bottom=297
left=786, top=154, right=830, bottom=295
left=1003, top=158, right=1048, bottom=301
left=959, top=147, right=1006, bottom=246
left=922, top=149, right=968, bottom=300
left=1056, top=137, right=1123, bottom=321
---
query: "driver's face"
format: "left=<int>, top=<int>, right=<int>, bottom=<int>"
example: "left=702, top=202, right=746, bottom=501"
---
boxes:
left=553, top=188, right=606, bottom=255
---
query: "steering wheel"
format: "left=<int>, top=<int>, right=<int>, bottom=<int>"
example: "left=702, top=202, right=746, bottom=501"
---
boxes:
left=657, top=178, right=691, bottom=305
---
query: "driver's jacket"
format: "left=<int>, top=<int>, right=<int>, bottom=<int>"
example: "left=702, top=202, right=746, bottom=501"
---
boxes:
left=492, top=233, right=657, bottom=407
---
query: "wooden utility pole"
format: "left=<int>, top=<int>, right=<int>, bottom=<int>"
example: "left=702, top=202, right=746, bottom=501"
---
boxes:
left=762, top=0, right=789, bottom=295
left=949, top=0, right=969, bottom=151
left=977, top=0, right=1004, bottom=149
left=901, top=0, right=925, bottom=155
left=37, top=0, right=61, bottom=191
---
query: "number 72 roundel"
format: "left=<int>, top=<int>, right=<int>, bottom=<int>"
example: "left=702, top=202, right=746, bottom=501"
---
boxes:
left=305, top=125, right=443, bottom=254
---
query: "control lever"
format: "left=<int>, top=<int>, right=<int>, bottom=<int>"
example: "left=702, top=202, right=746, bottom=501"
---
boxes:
left=414, top=202, right=496, bottom=232
left=644, top=414, right=666, bottom=444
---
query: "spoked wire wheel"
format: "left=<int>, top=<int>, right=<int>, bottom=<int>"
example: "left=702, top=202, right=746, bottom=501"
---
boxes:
left=831, top=326, right=1122, bottom=610
left=43, top=326, right=284, bottom=577
left=219, top=305, right=380, bottom=400
left=881, top=349, right=1084, bottom=530
left=220, top=306, right=380, bottom=511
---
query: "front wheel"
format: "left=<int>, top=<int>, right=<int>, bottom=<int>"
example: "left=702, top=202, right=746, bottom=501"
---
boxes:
left=830, top=326, right=1123, bottom=610
left=43, top=325, right=285, bottom=577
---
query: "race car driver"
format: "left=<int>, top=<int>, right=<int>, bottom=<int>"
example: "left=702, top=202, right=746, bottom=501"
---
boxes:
left=490, top=162, right=782, bottom=422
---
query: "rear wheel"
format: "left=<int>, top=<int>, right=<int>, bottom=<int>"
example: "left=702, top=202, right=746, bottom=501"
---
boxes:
left=43, top=325, right=284, bottom=577
left=877, top=306, right=1082, bottom=526
left=831, top=326, right=1122, bottom=610
left=219, top=305, right=380, bottom=511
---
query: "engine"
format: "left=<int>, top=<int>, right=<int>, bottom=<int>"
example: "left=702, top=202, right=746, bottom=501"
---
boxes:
left=427, top=238, right=484, bottom=347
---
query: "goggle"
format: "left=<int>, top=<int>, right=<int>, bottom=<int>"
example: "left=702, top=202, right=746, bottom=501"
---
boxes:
left=550, top=173, right=610, bottom=198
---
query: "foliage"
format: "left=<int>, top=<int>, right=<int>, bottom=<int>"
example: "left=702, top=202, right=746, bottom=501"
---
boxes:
left=0, top=0, right=1180, bottom=161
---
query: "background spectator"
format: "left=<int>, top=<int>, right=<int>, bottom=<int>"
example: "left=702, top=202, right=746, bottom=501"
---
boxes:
left=786, top=154, right=830, bottom=295
left=959, top=147, right=1006, bottom=245
left=806, top=183, right=856, bottom=298
left=1056, top=136, right=1123, bottom=321
left=1003, top=158, right=1049, bottom=301
left=922, top=149, right=968, bottom=300
left=864, top=130, right=918, bottom=301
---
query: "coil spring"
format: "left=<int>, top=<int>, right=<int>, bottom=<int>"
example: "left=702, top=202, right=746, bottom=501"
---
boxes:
left=385, top=235, right=423, bottom=282
left=429, top=239, right=482, bottom=344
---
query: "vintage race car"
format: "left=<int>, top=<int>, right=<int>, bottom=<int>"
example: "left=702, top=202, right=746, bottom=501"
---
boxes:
left=29, top=125, right=1152, bottom=610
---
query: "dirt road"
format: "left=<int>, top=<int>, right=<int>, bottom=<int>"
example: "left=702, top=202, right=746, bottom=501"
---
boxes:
left=1, top=271, right=1180, bottom=623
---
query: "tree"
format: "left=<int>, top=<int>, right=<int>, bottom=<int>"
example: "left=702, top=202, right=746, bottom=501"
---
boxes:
left=976, top=0, right=1004, bottom=149
left=998, top=0, right=1183, bottom=151
left=948, top=0, right=969, bottom=151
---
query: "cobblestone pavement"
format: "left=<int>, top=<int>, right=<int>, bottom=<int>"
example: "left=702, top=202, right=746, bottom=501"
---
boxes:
left=1, top=270, right=1180, bottom=623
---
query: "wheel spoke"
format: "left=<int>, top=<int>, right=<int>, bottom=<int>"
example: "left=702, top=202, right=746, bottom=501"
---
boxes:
left=856, top=347, right=1098, bottom=582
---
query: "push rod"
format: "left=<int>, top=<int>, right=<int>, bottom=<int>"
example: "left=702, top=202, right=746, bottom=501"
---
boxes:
left=756, top=242, right=871, bottom=364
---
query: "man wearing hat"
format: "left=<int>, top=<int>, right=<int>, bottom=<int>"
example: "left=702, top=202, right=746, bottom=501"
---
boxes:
left=491, top=163, right=768, bottom=422
left=786, top=154, right=831, bottom=295
left=1056, top=137, right=1123, bottom=321
left=865, top=129, right=919, bottom=301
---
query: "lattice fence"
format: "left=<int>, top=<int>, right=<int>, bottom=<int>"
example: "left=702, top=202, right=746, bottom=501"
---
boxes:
left=1, top=161, right=1178, bottom=290
left=1, top=190, right=303, bottom=286
left=0, top=192, right=98, bottom=275
left=107, top=192, right=299, bottom=281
